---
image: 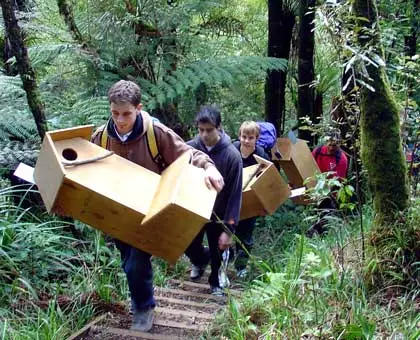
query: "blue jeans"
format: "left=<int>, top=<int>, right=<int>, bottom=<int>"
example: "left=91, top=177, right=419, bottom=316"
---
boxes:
left=114, top=239, right=155, bottom=311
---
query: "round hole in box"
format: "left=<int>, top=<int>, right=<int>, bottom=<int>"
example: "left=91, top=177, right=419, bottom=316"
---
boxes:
left=62, top=148, right=78, bottom=161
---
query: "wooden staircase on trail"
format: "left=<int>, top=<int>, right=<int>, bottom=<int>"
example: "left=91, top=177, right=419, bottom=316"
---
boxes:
left=67, top=277, right=242, bottom=340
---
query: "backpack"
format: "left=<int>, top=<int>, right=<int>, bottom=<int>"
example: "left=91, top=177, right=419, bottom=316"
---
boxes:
left=314, top=146, right=342, bottom=165
left=256, top=122, right=277, bottom=157
left=100, top=118, right=167, bottom=171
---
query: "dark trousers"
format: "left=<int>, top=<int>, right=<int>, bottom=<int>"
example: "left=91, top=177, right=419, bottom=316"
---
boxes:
left=185, top=221, right=223, bottom=287
left=234, top=217, right=256, bottom=271
left=114, top=239, right=155, bottom=312
left=308, top=196, right=338, bottom=236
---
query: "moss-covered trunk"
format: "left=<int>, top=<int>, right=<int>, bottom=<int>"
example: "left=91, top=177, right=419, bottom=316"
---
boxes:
left=1, top=0, right=47, bottom=139
left=352, top=0, right=409, bottom=225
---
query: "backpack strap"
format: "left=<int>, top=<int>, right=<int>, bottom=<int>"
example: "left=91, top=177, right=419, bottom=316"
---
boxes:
left=100, top=119, right=166, bottom=171
left=146, top=119, right=166, bottom=171
left=100, top=124, right=109, bottom=149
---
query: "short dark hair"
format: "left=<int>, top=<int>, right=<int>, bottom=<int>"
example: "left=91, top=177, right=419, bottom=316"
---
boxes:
left=195, top=105, right=221, bottom=128
left=108, top=80, right=141, bottom=106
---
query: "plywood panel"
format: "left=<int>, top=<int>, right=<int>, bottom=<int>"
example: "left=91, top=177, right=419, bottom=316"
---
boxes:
left=140, top=204, right=208, bottom=263
left=252, top=164, right=290, bottom=214
left=48, top=125, right=94, bottom=141
left=240, top=189, right=265, bottom=220
left=172, top=165, right=216, bottom=219
left=290, top=139, right=319, bottom=188
left=34, top=134, right=65, bottom=212
left=54, top=179, right=147, bottom=249
left=143, top=151, right=189, bottom=220
left=55, top=138, right=159, bottom=214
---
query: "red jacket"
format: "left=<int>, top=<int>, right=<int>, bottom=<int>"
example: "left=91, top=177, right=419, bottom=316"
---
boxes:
left=312, top=145, right=348, bottom=179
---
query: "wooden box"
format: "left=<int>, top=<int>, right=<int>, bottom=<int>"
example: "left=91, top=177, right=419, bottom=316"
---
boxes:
left=34, top=126, right=216, bottom=263
left=271, top=138, right=320, bottom=205
left=240, top=155, right=290, bottom=220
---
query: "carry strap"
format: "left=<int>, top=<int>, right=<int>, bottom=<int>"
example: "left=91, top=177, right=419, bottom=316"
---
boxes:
left=100, top=119, right=166, bottom=171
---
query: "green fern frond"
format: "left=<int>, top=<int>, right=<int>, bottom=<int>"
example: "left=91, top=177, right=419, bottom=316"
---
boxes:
left=27, top=43, right=78, bottom=68
left=0, top=75, right=26, bottom=99
left=141, top=56, right=288, bottom=110
left=200, top=15, right=245, bottom=37
left=51, top=97, right=109, bottom=128
left=0, top=140, right=40, bottom=169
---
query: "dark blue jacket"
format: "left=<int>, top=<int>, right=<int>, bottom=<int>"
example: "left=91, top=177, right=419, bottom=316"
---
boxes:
left=233, top=141, right=269, bottom=168
left=188, top=131, right=243, bottom=231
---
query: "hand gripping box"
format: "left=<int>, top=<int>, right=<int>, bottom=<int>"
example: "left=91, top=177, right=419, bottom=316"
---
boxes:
left=34, top=125, right=216, bottom=263
left=240, top=155, right=290, bottom=220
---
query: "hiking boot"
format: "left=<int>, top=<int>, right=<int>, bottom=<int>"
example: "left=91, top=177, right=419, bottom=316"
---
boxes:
left=190, top=263, right=208, bottom=280
left=130, top=308, right=154, bottom=332
left=210, top=286, right=225, bottom=297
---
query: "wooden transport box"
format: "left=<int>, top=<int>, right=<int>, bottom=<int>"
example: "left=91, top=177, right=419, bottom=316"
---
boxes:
left=271, top=138, right=320, bottom=205
left=34, top=125, right=216, bottom=263
left=240, top=155, right=290, bottom=220
left=271, top=138, right=320, bottom=188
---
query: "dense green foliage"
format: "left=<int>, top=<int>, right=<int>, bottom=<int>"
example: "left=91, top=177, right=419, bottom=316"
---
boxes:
left=0, top=0, right=419, bottom=338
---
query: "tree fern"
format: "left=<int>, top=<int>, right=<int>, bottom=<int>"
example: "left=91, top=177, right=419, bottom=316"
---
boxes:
left=138, top=56, right=288, bottom=110
left=0, top=140, right=40, bottom=169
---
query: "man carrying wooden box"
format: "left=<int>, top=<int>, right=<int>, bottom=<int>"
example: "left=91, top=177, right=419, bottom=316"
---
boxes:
left=185, top=105, right=243, bottom=297
left=91, top=81, right=224, bottom=332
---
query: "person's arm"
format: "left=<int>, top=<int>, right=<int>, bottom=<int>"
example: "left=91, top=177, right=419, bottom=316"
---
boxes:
left=157, top=127, right=224, bottom=192
left=222, top=152, right=243, bottom=231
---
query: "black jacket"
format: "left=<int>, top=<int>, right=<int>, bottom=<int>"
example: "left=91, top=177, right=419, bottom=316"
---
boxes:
left=233, top=141, right=269, bottom=168
left=188, top=131, right=243, bottom=231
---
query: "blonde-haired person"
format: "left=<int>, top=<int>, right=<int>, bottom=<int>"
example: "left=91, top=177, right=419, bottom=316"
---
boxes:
left=232, top=121, right=269, bottom=278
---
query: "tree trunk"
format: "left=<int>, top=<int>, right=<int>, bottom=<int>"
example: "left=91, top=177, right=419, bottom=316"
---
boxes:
left=265, top=0, right=295, bottom=135
left=57, top=0, right=84, bottom=44
left=352, top=0, right=409, bottom=225
left=297, top=0, right=316, bottom=144
left=1, top=0, right=47, bottom=139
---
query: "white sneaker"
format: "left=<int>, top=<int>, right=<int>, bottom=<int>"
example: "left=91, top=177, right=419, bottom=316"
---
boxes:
left=236, top=268, right=248, bottom=279
left=190, top=263, right=207, bottom=280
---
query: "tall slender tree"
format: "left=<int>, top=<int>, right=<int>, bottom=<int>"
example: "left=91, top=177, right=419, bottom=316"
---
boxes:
left=352, top=0, right=409, bottom=225
left=265, top=0, right=296, bottom=135
left=297, top=0, right=316, bottom=144
left=1, top=0, right=47, bottom=139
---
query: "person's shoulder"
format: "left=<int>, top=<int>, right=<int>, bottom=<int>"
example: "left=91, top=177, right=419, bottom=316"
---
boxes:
left=226, top=143, right=242, bottom=161
left=91, top=123, right=106, bottom=141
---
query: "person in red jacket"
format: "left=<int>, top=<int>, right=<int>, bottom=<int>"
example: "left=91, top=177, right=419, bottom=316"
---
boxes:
left=312, top=130, right=348, bottom=179
left=308, top=130, right=348, bottom=237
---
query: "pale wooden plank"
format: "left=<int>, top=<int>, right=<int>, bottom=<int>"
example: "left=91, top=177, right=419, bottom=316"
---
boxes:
left=155, top=307, right=213, bottom=320
left=48, top=125, right=94, bottom=142
left=156, top=287, right=225, bottom=302
left=153, top=318, right=206, bottom=331
left=154, top=296, right=219, bottom=310
left=34, top=134, right=65, bottom=212
left=66, top=313, right=108, bottom=340
left=90, top=326, right=183, bottom=340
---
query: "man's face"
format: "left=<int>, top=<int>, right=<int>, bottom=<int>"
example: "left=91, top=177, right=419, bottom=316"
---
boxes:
left=240, top=131, right=257, bottom=149
left=110, top=102, right=141, bottom=135
left=197, top=122, right=220, bottom=147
